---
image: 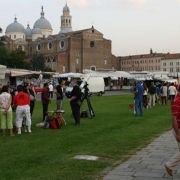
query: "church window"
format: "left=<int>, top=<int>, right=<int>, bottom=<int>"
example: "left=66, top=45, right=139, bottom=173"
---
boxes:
left=9, top=35, right=11, bottom=38
left=53, top=57, right=56, bottom=62
left=47, top=57, right=50, bottom=62
left=37, top=44, right=41, bottom=51
left=48, top=42, right=53, bottom=50
left=90, top=66, right=96, bottom=71
left=66, top=19, right=67, bottom=23
left=14, top=35, right=16, bottom=39
left=69, top=20, right=71, bottom=23
left=63, top=65, right=65, bottom=72
left=104, top=60, right=107, bottom=65
left=59, top=40, right=65, bottom=49
left=90, top=41, right=95, bottom=47
left=17, top=45, right=23, bottom=51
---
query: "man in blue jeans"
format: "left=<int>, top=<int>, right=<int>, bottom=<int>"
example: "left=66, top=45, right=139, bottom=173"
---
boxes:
left=134, top=81, right=144, bottom=117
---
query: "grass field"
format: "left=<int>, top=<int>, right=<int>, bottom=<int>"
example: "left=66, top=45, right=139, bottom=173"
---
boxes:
left=0, top=94, right=172, bottom=180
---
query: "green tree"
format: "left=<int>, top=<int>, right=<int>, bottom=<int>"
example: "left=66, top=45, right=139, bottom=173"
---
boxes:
left=0, top=36, right=5, bottom=46
left=0, top=46, right=11, bottom=65
left=9, top=49, right=30, bottom=68
left=30, top=53, right=46, bottom=71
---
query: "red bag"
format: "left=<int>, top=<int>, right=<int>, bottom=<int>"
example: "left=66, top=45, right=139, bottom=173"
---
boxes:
left=49, top=117, right=62, bottom=129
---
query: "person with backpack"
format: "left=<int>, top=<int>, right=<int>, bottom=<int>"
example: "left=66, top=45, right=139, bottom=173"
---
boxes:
left=69, top=80, right=81, bottom=125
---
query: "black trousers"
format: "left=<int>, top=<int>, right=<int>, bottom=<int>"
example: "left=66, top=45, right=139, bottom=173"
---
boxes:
left=30, top=101, right=35, bottom=116
left=42, top=103, right=48, bottom=121
left=70, top=103, right=80, bottom=125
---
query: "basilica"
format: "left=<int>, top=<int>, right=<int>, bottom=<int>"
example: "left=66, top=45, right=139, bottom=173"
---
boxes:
left=3, top=4, right=118, bottom=73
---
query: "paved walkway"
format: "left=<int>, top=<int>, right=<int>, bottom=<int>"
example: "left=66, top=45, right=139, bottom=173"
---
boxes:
left=103, top=130, right=180, bottom=180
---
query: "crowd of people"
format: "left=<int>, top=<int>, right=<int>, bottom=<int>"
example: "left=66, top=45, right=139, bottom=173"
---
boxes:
left=133, top=81, right=178, bottom=116
left=132, top=80, right=180, bottom=176
left=0, top=78, right=83, bottom=136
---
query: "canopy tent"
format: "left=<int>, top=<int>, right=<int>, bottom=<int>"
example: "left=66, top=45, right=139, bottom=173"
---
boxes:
left=5, top=68, right=57, bottom=77
left=53, top=72, right=83, bottom=78
left=83, top=69, right=133, bottom=79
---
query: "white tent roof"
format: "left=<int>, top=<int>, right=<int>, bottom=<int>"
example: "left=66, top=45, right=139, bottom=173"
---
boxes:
left=83, top=69, right=132, bottom=79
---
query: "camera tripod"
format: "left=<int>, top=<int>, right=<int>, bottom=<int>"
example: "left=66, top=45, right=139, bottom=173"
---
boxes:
left=81, top=88, right=95, bottom=119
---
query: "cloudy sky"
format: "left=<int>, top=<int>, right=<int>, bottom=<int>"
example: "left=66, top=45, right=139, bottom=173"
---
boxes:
left=1, top=0, right=180, bottom=56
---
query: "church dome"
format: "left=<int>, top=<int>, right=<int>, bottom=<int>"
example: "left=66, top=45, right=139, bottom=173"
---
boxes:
left=5, top=17, right=25, bottom=33
left=33, top=7, right=52, bottom=30
left=25, top=24, right=32, bottom=37
left=32, top=27, right=42, bottom=34
left=63, top=4, right=70, bottom=12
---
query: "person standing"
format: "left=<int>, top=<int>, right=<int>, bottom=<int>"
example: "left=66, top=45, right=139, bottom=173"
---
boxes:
left=69, top=80, right=81, bottom=125
left=149, top=82, right=156, bottom=107
left=168, top=83, right=177, bottom=104
left=27, top=84, right=36, bottom=116
left=54, top=79, right=64, bottom=110
left=134, top=81, right=144, bottom=117
left=13, top=85, right=31, bottom=134
left=49, top=82, right=54, bottom=99
left=41, top=83, right=51, bottom=121
left=161, top=82, right=168, bottom=105
left=0, top=85, right=14, bottom=136
left=165, top=86, right=180, bottom=176
left=143, top=82, right=148, bottom=109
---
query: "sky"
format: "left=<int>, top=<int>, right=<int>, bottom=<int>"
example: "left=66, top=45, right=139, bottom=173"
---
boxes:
left=1, top=0, right=180, bottom=56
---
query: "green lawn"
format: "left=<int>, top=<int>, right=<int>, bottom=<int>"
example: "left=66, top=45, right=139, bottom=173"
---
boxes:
left=0, top=94, right=171, bottom=180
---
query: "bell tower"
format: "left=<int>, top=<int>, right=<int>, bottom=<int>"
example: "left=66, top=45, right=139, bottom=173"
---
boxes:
left=60, top=3, right=72, bottom=33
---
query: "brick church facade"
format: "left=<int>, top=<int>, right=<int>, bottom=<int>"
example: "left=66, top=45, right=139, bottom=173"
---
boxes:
left=3, top=4, right=118, bottom=73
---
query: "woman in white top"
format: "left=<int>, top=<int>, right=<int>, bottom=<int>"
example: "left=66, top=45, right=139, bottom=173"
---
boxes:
left=0, top=85, right=14, bottom=136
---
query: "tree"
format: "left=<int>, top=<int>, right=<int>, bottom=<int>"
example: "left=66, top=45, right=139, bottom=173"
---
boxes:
left=9, top=49, right=30, bottom=69
left=0, top=46, right=11, bottom=66
left=0, top=36, right=5, bottom=46
left=30, top=53, right=46, bottom=71
left=0, top=47, right=30, bottom=68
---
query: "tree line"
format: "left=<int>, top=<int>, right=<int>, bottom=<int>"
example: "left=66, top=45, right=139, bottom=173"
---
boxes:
left=0, top=35, right=53, bottom=72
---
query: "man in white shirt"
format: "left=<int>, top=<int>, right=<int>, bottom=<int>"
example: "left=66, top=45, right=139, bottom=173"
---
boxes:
left=49, top=83, right=54, bottom=99
left=168, top=83, right=177, bottom=103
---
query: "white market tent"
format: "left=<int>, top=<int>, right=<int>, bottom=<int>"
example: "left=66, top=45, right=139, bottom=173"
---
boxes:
left=83, top=69, right=133, bottom=79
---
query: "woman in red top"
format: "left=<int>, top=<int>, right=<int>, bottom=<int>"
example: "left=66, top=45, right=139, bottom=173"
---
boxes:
left=13, top=85, right=31, bottom=134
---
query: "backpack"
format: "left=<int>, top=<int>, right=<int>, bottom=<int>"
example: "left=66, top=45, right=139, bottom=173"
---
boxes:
left=49, top=117, right=63, bottom=129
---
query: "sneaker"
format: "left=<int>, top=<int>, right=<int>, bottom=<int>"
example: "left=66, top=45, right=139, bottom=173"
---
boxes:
left=165, top=164, right=173, bottom=176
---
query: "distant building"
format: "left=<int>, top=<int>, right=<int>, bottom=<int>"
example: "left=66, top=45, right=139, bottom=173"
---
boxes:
left=161, top=53, right=180, bottom=77
left=2, top=4, right=117, bottom=73
left=119, top=50, right=165, bottom=72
